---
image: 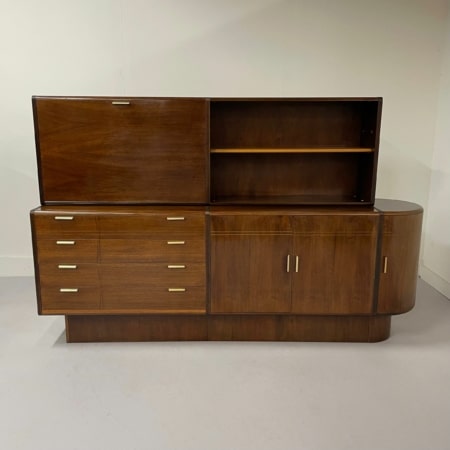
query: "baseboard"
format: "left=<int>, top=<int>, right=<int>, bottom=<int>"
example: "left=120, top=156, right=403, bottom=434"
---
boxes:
left=420, top=264, right=450, bottom=299
left=0, top=256, right=34, bottom=277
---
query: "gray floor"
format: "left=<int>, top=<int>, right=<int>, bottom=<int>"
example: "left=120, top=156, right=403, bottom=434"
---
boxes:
left=0, top=277, right=449, bottom=450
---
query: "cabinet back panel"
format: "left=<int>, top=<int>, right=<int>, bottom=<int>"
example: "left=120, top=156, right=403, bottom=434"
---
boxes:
left=211, top=153, right=373, bottom=203
left=210, top=100, right=379, bottom=148
left=34, top=97, right=208, bottom=204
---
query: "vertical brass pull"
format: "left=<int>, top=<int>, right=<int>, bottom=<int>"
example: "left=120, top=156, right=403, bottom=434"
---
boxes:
left=383, top=256, right=388, bottom=274
left=286, top=255, right=290, bottom=273
left=54, top=216, right=74, bottom=221
left=295, top=256, right=299, bottom=273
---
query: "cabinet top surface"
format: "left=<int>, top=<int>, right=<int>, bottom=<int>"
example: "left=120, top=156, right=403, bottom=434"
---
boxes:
left=31, top=200, right=422, bottom=216
left=374, top=199, right=423, bottom=214
left=31, top=206, right=207, bottom=214
left=32, top=95, right=382, bottom=102
left=32, top=205, right=378, bottom=215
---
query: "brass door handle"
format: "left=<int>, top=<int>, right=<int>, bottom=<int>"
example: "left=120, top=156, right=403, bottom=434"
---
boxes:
left=295, top=256, right=299, bottom=273
left=383, top=256, right=388, bottom=274
left=286, top=255, right=290, bottom=273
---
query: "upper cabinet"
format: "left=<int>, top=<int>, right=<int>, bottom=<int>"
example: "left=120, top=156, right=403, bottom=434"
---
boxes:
left=33, top=96, right=382, bottom=207
left=210, top=98, right=382, bottom=205
left=33, top=97, right=209, bottom=204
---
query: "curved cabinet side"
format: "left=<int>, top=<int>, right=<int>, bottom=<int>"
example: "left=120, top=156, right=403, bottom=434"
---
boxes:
left=376, top=204, right=423, bottom=314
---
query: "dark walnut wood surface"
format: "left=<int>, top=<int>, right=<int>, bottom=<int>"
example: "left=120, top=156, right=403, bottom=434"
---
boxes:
left=33, top=97, right=208, bottom=204
left=29, top=97, right=423, bottom=343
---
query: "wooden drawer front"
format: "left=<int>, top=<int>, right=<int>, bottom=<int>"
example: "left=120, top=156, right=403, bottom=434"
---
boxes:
left=40, top=286, right=101, bottom=312
left=99, top=213, right=205, bottom=235
left=101, top=286, right=206, bottom=312
left=99, top=238, right=205, bottom=262
left=38, top=263, right=99, bottom=286
left=36, top=239, right=98, bottom=262
left=33, top=213, right=98, bottom=237
left=35, top=97, right=208, bottom=204
left=101, top=263, right=205, bottom=287
left=211, top=214, right=291, bottom=233
left=292, top=214, right=378, bottom=235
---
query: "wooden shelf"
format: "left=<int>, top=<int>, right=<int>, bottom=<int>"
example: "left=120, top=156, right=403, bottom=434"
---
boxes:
left=211, top=194, right=370, bottom=205
left=210, top=148, right=373, bottom=154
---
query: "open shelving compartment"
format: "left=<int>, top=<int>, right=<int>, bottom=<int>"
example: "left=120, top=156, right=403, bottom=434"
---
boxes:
left=209, top=98, right=382, bottom=205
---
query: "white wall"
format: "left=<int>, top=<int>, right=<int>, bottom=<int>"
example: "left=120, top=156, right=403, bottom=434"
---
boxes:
left=422, top=16, right=450, bottom=298
left=0, top=0, right=449, bottom=291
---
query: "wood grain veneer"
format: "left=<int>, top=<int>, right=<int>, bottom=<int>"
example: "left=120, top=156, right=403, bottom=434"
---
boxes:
left=30, top=98, right=424, bottom=343
left=376, top=207, right=423, bottom=314
left=31, top=206, right=207, bottom=315
left=33, top=97, right=208, bottom=204
left=65, top=314, right=391, bottom=343
left=291, top=214, right=379, bottom=314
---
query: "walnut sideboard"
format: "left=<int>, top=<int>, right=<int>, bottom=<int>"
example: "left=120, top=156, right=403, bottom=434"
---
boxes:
left=30, top=97, right=422, bottom=342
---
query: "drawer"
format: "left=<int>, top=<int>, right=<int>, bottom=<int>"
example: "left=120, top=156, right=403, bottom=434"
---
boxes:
left=32, top=213, right=98, bottom=237
left=101, top=286, right=206, bottom=312
left=36, top=239, right=98, bottom=262
left=99, top=238, right=205, bottom=263
left=291, top=214, right=378, bottom=235
left=101, top=263, right=205, bottom=286
left=99, top=212, right=205, bottom=236
left=39, top=286, right=101, bottom=313
left=210, top=214, right=292, bottom=234
left=38, top=263, right=99, bottom=286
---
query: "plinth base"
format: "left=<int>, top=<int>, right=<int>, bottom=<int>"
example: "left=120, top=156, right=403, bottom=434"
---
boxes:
left=65, top=314, right=391, bottom=343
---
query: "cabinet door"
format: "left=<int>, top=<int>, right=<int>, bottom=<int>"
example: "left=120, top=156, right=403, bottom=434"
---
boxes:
left=34, top=97, right=208, bottom=203
left=377, top=212, right=422, bottom=314
left=210, top=215, right=292, bottom=313
left=291, top=214, right=379, bottom=314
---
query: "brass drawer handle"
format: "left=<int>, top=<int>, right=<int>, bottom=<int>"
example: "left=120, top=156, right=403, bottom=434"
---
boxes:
left=54, top=216, right=74, bottom=221
left=168, top=265, right=186, bottom=269
left=166, top=217, right=185, bottom=221
left=295, top=256, right=299, bottom=273
left=286, top=255, right=290, bottom=273
left=59, top=288, right=79, bottom=293
left=58, top=264, right=77, bottom=269
left=111, top=101, right=130, bottom=105
left=56, top=240, right=75, bottom=245
left=168, top=288, right=186, bottom=292
left=167, top=241, right=185, bottom=245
